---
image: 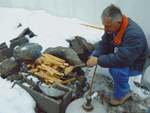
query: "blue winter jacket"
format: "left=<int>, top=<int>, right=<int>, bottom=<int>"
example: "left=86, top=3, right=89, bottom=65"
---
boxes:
left=93, top=18, right=148, bottom=72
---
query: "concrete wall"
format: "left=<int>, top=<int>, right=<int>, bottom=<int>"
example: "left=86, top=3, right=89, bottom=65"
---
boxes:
left=0, top=0, right=149, bottom=37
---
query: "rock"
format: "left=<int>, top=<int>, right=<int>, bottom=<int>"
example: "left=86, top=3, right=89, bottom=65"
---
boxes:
left=75, top=36, right=93, bottom=52
left=0, top=59, right=20, bottom=78
left=67, top=39, right=84, bottom=54
left=43, top=46, right=83, bottom=65
left=0, top=42, right=13, bottom=62
left=13, top=43, right=42, bottom=63
left=0, top=47, right=13, bottom=62
left=0, top=42, right=6, bottom=47
left=10, top=37, right=29, bottom=48
left=71, top=67, right=85, bottom=76
left=67, top=36, right=99, bottom=63
left=17, top=23, right=22, bottom=28
left=0, top=45, right=8, bottom=50
left=7, top=73, right=23, bottom=81
left=0, top=42, right=8, bottom=50
left=15, top=27, right=37, bottom=38
left=89, top=42, right=99, bottom=50
left=72, top=76, right=87, bottom=100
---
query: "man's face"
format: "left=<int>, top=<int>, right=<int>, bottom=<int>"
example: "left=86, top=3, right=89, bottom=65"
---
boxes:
left=102, top=17, right=121, bottom=34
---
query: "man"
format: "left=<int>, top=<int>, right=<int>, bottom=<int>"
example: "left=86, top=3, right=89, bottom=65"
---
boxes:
left=86, top=4, right=148, bottom=106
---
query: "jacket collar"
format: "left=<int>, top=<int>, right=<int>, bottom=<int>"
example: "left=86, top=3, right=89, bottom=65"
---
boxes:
left=113, top=15, right=128, bottom=45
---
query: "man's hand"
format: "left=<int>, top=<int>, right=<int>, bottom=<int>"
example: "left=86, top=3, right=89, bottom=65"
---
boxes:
left=86, top=56, right=98, bottom=68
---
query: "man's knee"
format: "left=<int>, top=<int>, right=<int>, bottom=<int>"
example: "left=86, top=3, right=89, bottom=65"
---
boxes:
left=109, top=67, right=130, bottom=81
left=109, top=67, right=129, bottom=80
left=109, top=68, right=121, bottom=76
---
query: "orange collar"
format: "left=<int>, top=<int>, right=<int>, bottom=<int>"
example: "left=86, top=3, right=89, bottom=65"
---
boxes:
left=113, top=15, right=128, bottom=45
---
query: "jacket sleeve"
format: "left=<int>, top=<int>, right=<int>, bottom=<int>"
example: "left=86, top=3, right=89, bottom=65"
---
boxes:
left=97, top=34, right=144, bottom=68
left=93, top=33, right=109, bottom=57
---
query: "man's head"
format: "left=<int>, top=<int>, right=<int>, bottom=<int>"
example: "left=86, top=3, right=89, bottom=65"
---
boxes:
left=101, top=4, right=123, bottom=34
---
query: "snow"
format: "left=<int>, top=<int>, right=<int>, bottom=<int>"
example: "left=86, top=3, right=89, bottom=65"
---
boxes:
left=0, top=7, right=103, bottom=51
left=0, top=77, right=35, bottom=113
left=0, top=7, right=149, bottom=113
left=27, top=75, right=39, bottom=83
left=21, top=47, right=28, bottom=51
left=129, top=75, right=149, bottom=99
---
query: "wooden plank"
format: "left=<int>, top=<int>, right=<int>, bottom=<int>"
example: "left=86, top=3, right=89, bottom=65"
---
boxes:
left=41, top=64, right=64, bottom=76
left=52, top=64, right=58, bottom=70
left=52, top=74, right=66, bottom=79
left=28, top=68, right=38, bottom=73
left=35, top=71, right=63, bottom=84
left=45, top=79, right=54, bottom=84
left=37, top=65, right=54, bottom=75
left=80, top=23, right=104, bottom=30
left=45, top=71, right=66, bottom=79
left=34, top=59, right=42, bottom=65
left=62, top=77, right=76, bottom=84
left=60, top=65, right=65, bottom=68
left=39, top=57, right=63, bottom=66
left=44, top=53, right=66, bottom=63
left=63, top=63, right=69, bottom=67
left=44, top=79, right=53, bottom=86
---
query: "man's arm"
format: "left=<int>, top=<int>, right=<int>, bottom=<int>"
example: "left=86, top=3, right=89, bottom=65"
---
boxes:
left=86, top=33, right=108, bottom=67
left=97, top=34, right=144, bottom=68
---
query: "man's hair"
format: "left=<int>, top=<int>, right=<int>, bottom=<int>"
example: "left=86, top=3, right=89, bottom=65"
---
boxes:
left=101, top=4, right=123, bottom=24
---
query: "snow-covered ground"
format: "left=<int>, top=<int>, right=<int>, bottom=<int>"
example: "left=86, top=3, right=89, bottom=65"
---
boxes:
left=0, top=7, right=149, bottom=113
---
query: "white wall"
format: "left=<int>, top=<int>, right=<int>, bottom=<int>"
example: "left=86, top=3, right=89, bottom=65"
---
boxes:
left=116, top=0, right=150, bottom=38
left=0, top=0, right=11, bottom=7
left=0, top=0, right=149, bottom=37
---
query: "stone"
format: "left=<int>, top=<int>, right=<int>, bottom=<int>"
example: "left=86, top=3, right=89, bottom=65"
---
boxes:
left=66, top=39, right=84, bottom=54
left=89, top=41, right=99, bottom=50
left=0, top=42, right=6, bottom=47
left=43, top=46, right=83, bottom=65
left=7, top=73, right=23, bottom=81
left=0, top=45, right=8, bottom=50
left=0, top=59, right=20, bottom=78
left=75, top=36, right=93, bottom=52
left=67, top=36, right=99, bottom=63
left=0, top=48, right=13, bottom=62
left=0, top=42, right=12, bottom=62
left=17, top=23, right=22, bottom=28
left=16, top=27, right=37, bottom=38
left=72, top=76, right=87, bottom=100
left=10, top=37, right=29, bottom=48
left=13, top=43, right=42, bottom=63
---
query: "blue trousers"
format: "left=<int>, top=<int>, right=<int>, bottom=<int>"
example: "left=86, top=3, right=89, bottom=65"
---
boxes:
left=109, top=67, right=142, bottom=99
